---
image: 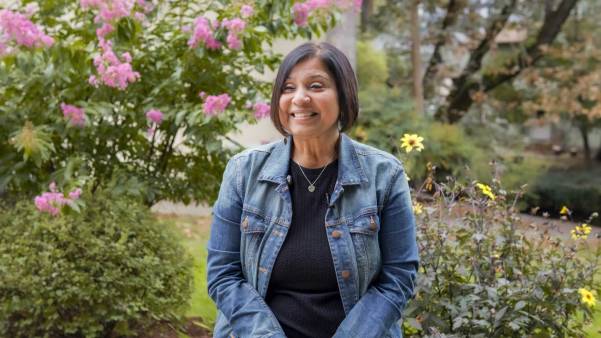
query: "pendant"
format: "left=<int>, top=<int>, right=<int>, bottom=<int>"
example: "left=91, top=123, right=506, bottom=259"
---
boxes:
left=308, top=185, right=315, bottom=192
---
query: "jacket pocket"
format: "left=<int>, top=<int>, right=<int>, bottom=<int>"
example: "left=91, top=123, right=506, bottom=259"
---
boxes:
left=348, top=210, right=382, bottom=288
left=239, top=210, right=268, bottom=281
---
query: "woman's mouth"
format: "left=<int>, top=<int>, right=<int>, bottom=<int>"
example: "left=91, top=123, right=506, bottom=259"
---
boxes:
left=291, top=112, right=318, bottom=120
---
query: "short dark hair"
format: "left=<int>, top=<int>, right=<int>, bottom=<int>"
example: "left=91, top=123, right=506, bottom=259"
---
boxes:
left=270, top=42, right=359, bottom=136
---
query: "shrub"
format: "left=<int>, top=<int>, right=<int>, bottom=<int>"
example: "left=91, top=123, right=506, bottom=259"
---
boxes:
left=0, top=190, right=193, bottom=337
left=0, top=0, right=346, bottom=205
left=354, top=87, right=490, bottom=184
left=524, top=167, right=601, bottom=226
left=403, top=165, right=600, bottom=337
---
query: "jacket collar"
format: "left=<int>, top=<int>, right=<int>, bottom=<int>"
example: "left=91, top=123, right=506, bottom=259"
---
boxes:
left=258, top=133, right=368, bottom=186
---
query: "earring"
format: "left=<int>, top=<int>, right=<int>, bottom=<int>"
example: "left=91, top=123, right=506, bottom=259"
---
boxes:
left=337, top=119, right=342, bottom=131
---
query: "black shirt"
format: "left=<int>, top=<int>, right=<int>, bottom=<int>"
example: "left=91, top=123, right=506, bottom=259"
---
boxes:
left=265, top=159, right=345, bottom=338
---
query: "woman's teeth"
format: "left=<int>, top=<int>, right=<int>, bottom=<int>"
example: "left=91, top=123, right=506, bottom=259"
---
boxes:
left=292, top=112, right=317, bottom=119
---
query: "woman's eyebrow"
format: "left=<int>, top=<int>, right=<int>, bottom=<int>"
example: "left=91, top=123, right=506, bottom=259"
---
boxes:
left=285, top=73, right=331, bottom=81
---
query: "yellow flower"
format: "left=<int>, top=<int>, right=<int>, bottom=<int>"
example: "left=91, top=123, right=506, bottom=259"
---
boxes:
left=578, top=288, right=597, bottom=307
left=400, top=134, right=424, bottom=153
left=571, top=224, right=592, bottom=240
left=559, top=206, right=570, bottom=215
left=413, top=202, right=423, bottom=215
left=476, top=183, right=496, bottom=200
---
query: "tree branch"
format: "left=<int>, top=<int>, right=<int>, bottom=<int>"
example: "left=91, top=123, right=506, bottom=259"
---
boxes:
left=423, top=0, right=463, bottom=95
left=437, top=0, right=579, bottom=123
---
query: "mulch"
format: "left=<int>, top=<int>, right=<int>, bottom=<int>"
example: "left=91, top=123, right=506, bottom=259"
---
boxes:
left=139, top=317, right=212, bottom=338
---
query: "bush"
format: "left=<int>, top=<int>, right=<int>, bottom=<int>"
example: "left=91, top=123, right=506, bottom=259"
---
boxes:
left=354, top=86, right=490, bottom=184
left=0, top=191, right=193, bottom=337
left=403, top=166, right=600, bottom=337
left=524, top=167, right=601, bottom=226
left=0, top=0, right=342, bottom=205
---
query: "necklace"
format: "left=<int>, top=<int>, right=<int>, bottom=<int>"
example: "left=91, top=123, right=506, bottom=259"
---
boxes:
left=295, top=160, right=330, bottom=192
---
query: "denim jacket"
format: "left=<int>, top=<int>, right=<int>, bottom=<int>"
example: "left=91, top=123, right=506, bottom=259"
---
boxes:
left=207, top=133, right=419, bottom=338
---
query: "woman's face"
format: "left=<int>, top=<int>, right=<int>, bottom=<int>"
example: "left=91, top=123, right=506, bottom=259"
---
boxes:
left=278, top=57, right=340, bottom=139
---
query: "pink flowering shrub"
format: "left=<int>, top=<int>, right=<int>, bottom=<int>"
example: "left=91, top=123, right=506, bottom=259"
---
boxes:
left=203, top=94, right=232, bottom=116
left=60, top=103, right=86, bottom=127
left=0, top=9, right=53, bottom=56
left=2, top=1, right=350, bottom=206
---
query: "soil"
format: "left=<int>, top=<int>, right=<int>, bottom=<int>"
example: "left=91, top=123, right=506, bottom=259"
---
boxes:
left=139, top=317, right=212, bottom=338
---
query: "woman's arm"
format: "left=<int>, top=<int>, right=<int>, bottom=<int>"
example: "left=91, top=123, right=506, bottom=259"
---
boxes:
left=207, top=157, right=286, bottom=338
left=333, top=165, right=419, bottom=338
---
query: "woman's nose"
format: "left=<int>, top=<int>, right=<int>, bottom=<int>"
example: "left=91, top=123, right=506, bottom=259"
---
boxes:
left=291, top=90, right=311, bottom=105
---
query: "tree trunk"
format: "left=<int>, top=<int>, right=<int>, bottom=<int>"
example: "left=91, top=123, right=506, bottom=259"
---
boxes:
left=410, top=0, right=424, bottom=116
left=360, top=0, right=374, bottom=33
left=423, top=0, right=463, bottom=96
left=434, top=0, right=579, bottom=123
left=578, top=122, right=592, bottom=165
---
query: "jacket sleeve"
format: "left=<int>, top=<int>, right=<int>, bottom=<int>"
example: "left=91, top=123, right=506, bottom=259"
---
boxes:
left=206, top=157, right=286, bottom=338
left=334, top=165, right=419, bottom=338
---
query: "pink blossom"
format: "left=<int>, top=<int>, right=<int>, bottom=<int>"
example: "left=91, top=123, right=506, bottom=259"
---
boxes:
left=188, top=16, right=221, bottom=49
left=306, top=0, right=332, bottom=10
left=61, top=103, right=86, bottom=127
left=146, top=109, right=163, bottom=124
left=0, top=9, right=54, bottom=54
left=90, top=43, right=140, bottom=89
left=96, top=22, right=114, bottom=39
left=35, top=192, right=66, bottom=216
left=69, top=188, right=82, bottom=200
left=240, top=5, right=254, bottom=18
left=253, top=102, right=270, bottom=119
left=34, top=182, right=82, bottom=216
left=198, top=91, right=206, bottom=99
left=205, top=36, right=222, bottom=49
left=226, top=32, right=242, bottom=50
left=292, top=3, right=310, bottom=26
left=147, top=125, right=156, bottom=138
left=222, top=18, right=246, bottom=33
left=203, top=94, right=231, bottom=116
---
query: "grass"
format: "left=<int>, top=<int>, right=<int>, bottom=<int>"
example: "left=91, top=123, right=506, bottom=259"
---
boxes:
left=157, top=214, right=217, bottom=330
left=158, top=213, right=601, bottom=336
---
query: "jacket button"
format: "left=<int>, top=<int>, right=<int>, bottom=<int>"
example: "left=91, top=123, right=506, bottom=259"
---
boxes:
left=332, top=230, right=342, bottom=239
left=369, top=217, right=377, bottom=230
left=341, top=270, right=350, bottom=279
left=242, top=216, right=249, bottom=229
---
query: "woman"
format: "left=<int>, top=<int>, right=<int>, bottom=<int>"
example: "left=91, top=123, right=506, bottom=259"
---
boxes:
left=207, top=42, right=419, bottom=338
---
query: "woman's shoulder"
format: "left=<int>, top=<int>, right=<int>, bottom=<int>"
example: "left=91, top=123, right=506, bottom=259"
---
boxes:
left=348, top=137, right=404, bottom=171
left=230, top=138, right=284, bottom=163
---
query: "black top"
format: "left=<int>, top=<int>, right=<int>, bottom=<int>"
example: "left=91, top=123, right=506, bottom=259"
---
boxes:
left=265, top=159, right=345, bottom=338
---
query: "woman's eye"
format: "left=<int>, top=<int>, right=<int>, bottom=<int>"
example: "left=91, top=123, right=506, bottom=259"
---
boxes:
left=283, top=86, right=294, bottom=92
left=310, top=83, right=323, bottom=89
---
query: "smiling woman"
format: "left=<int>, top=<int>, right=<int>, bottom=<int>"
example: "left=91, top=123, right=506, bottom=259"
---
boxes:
left=207, top=42, right=419, bottom=338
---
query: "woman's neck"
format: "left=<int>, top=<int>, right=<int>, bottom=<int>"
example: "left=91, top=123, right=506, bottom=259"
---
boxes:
left=291, top=132, right=340, bottom=169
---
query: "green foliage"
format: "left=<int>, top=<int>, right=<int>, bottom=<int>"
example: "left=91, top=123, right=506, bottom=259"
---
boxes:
left=354, top=86, right=489, bottom=183
left=0, top=191, right=193, bottom=337
left=524, top=167, right=601, bottom=226
left=0, top=0, right=339, bottom=205
left=403, top=173, right=601, bottom=337
left=356, top=39, right=388, bottom=87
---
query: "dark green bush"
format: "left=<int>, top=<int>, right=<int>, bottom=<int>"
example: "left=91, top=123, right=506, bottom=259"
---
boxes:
left=523, top=167, right=601, bottom=226
left=0, top=191, right=193, bottom=337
